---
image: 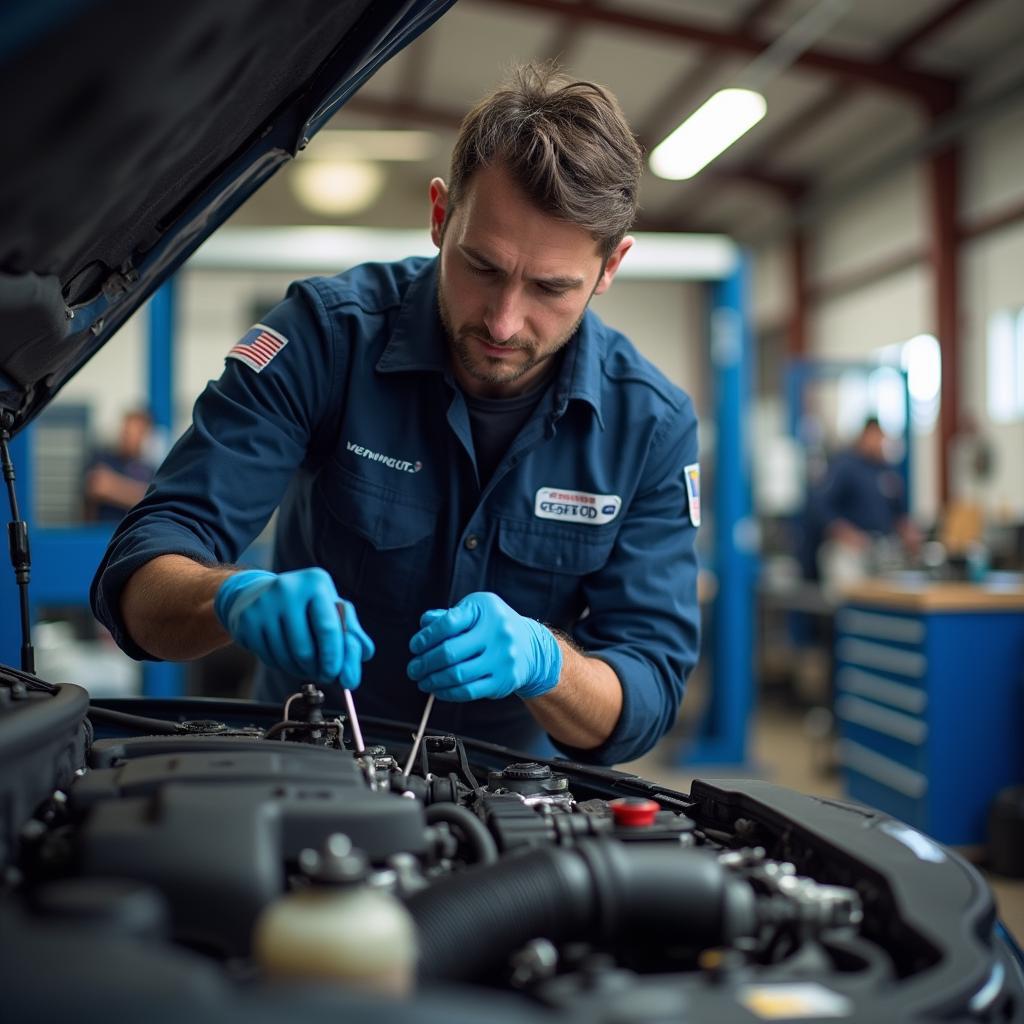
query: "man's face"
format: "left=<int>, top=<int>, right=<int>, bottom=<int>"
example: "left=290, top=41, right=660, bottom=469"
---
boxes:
left=430, top=163, right=632, bottom=398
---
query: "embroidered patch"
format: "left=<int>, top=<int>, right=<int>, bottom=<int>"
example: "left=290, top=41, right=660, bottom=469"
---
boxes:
left=684, top=463, right=701, bottom=526
left=534, top=487, right=621, bottom=525
left=226, top=323, right=289, bottom=373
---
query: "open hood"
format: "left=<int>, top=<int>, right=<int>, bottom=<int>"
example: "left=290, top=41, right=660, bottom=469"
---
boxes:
left=0, top=0, right=455, bottom=432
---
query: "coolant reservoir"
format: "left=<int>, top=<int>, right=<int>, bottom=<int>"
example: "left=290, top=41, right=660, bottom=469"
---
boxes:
left=253, top=833, right=417, bottom=996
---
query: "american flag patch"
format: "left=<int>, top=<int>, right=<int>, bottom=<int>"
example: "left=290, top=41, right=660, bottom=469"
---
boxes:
left=226, top=324, right=289, bottom=373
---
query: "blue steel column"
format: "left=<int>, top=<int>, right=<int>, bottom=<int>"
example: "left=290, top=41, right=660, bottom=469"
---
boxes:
left=688, top=253, right=756, bottom=765
left=143, top=279, right=184, bottom=697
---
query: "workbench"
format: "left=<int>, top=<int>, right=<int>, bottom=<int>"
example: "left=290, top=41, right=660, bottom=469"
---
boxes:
left=834, top=580, right=1024, bottom=846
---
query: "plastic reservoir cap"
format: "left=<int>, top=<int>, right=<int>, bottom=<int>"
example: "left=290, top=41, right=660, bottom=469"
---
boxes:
left=609, top=797, right=661, bottom=828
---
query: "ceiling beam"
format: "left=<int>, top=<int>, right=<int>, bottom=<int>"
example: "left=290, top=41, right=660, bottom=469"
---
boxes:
left=470, top=0, right=956, bottom=107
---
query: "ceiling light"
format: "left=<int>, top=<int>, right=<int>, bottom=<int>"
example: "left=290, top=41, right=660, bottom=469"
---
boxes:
left=649, top=88, right=767, bottom=181
left=291, top=160, right=384, bottom=217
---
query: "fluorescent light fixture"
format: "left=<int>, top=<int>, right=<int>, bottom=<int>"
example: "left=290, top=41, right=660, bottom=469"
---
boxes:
left=291, top=160, right=384, bottom=216
left=650, top=88, right=767, bottom=181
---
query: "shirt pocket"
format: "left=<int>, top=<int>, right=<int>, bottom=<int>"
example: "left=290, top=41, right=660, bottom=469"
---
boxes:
left=314, top=463, right=438, bottom=622
left=492, top=517, right=618, bottom=626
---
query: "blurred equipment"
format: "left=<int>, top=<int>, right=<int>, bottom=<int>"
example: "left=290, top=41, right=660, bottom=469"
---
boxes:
left=990, top=786, right=1024, bottom=878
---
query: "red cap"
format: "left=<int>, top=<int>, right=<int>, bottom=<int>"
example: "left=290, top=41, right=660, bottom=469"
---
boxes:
left=609, top=797, right=661, bottom=828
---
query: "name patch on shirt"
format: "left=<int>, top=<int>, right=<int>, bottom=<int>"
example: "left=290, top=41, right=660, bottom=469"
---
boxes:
left=534, top=487, right=621, bottom=525
left=226, top=323, right=289, bottom=373
left=684, top=463, right=701, bottom=526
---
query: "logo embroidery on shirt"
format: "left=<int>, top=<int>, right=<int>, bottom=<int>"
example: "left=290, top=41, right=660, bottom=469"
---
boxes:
left=346, top=441, right=422, bottom=474
left=225, top=323, right=289, bottom=373
left=534, top=488, right=621, bottom=525
left=684, top=463, right=701, bottom=526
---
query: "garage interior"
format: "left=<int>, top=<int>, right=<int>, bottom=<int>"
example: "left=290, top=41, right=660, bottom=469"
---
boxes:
left=5, top=0, right=1024, bottom=942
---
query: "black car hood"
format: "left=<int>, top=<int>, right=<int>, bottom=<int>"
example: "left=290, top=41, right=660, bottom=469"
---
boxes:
left=0, top=0, right=455, bottom=432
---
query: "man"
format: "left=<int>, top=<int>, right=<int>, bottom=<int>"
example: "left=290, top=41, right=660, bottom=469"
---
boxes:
left=91, top=65, right=700, bottom=765
left=814, top=417, right=919, bottom=586
left=83, top=408, right=156, bottom=523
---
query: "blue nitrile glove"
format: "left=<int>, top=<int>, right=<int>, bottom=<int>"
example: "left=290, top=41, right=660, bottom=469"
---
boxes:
left=406, top=592, right=562, bottom=702
left=214, top=568, right=374, bottom=687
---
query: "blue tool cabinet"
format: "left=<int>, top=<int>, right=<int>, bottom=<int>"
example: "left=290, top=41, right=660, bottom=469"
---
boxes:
left=834, top=582, right=1024, bottom=847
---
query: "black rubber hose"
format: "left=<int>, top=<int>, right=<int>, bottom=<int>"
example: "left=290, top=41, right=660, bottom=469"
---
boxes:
left=424, top=802, right=499, bottom=866
left=86, top=705, right=183, bottom=735
left=407, top=839, right=757, bottom=983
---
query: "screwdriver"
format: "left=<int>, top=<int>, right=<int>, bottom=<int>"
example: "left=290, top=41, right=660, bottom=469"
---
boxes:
left=336, top=602, right=366, bottom=756
left=402, top=694, right=434, bottom=779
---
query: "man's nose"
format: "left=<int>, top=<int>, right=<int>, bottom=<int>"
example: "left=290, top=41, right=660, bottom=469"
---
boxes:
left=483, top=286, right=525, bottom=343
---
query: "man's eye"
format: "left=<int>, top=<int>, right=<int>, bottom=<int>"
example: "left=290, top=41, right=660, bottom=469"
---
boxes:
left=468, top=262, right=495, bottom=276
left=538, top=283, right=568, bottom=297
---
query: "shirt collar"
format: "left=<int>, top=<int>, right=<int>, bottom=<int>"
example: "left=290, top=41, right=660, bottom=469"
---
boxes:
left=377, top=256, right=605, bottom=428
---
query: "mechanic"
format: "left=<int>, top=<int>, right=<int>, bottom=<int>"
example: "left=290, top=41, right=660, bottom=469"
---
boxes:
left=812, top=417, right=920, bottom=585
left=90, top=64, right=701, bottom=765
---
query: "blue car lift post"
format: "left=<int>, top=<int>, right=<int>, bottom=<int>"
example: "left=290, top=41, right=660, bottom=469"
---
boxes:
left=681, top=253, right=757, bottom=767
left=0, top=280, right=185, bottom=696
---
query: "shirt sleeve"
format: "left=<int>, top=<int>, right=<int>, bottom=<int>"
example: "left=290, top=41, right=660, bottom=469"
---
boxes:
left=556, top=395, right=700, bottom=766
left=90, top=280, right=340, bottom=659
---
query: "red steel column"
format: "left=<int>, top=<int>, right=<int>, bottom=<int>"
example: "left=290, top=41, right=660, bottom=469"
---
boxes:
left=927, top=143, right=960, bottom=505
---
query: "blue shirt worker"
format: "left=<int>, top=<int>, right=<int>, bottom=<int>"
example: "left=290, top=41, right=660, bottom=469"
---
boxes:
left=91, top=64, right=701, bottom=765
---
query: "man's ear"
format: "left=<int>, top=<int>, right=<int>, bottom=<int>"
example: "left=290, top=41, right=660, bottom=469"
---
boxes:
left=593, top=235, right=634, bottom=295
left=429, top=178, right=449, bottom=248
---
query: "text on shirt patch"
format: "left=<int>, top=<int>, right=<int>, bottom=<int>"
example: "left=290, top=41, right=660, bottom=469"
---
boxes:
left=534, top=487, right=621, bottom=525
left=225, top=323, right=289, bottom=373
left=684, top=463, right=701, bottom=526
left=346, top=441, right=422, bottom=474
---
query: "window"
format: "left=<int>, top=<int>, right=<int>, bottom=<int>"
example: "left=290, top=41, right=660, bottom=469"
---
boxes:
left=987, top=308, right=1024, bottom=423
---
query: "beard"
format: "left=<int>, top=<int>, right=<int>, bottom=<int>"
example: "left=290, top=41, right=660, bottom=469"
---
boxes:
left=437, top=273, right=584, bottom=390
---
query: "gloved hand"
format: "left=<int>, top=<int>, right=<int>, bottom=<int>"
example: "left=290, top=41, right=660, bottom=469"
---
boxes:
left=407, top=592, right=562, bottom=702
left=214, top=567, right=374, bottom=687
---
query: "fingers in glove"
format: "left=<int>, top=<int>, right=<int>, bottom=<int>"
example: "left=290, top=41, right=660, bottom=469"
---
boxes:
left=340, top=601, right=375, bottom=661
left=415, top=652, right=491, bottom=694
left=423, top=674, right=500, bottom=703
left=304, top=590, right=342, bottom=681
left=407, top=630, right=487, bottom=681
left=409, top=600, right=479, bottom=656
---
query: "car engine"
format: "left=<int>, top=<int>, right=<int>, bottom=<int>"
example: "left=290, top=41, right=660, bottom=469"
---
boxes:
left=2, top=673, right=1022, bottom=1024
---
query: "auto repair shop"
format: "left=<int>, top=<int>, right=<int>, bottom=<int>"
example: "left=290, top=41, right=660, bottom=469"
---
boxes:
left=2, top=1, right=1024, bottom=1019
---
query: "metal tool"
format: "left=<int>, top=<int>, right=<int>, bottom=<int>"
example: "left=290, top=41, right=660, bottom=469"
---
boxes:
left=336, top=601, right=365, bottom=755
left=343, top=688, right=365, bottom=755
left=402, top=694, right=434, bottom=779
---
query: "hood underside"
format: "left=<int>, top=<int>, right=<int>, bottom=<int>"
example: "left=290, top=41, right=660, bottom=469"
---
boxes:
left=0, top=0, right=454, bottom=431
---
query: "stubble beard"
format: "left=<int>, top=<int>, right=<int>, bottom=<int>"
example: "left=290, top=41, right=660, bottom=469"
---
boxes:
left=437, top=273, right=584, bottom=389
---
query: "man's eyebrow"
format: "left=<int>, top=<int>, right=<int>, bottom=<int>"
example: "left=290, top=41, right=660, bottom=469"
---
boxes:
left=459, top=245, right=585, bottom=290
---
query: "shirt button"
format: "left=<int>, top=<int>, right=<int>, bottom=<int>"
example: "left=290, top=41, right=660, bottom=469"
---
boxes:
left=464, top=534, right=479, bottom=551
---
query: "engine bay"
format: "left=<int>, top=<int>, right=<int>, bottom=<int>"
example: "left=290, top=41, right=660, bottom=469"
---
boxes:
left=2, top=673, right=1022, bottom=1023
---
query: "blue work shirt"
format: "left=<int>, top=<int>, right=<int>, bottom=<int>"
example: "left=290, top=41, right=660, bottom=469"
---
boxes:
left=819, top=450, right=907, bottom=537
left=91, top=257, right=700, bottom=765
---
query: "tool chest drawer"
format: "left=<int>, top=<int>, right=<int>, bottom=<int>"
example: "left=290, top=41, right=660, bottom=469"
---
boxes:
left=834, top=598, right=1024, bottom=847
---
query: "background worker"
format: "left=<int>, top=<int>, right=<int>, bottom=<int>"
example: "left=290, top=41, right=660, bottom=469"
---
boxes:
left=813, top=417, right=920, bottom=588
left=83, top=408, right=156, bottom=523
left=91, top=64, right=701, bottom=765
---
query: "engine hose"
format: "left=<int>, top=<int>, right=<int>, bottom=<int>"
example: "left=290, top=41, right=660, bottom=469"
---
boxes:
left=407, top=838, right=757, bottom=983
left=424, top=802, right=499, bottom=866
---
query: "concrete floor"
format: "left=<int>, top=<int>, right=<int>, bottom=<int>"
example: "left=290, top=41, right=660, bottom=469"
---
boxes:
left=631, top=704, right=1024, bottom=943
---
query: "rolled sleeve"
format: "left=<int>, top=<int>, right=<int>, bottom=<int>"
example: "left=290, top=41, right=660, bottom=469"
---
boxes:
left=90, top=280, right=339, bottom=658
left=558, top=397, right=700, bottom=766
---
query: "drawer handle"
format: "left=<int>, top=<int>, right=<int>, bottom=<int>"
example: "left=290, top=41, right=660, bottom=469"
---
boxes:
left=836, top=637, right=926, bottom=678
left=836, top=695, right=928, bottom=745
left=837, top=609, right=924, bottom=644
left=836, top=668, right=927, bottom=714
left=839, top=739, right=928, bottom=798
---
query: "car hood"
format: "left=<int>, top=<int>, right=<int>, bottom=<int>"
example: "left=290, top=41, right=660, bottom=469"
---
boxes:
left=0, top=0, right=455, bottom=432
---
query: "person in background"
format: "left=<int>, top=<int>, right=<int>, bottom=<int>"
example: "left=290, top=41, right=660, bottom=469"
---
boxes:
left=84, top=408, right=156, bottom=523
left=815, top=417, right=920, bottom=587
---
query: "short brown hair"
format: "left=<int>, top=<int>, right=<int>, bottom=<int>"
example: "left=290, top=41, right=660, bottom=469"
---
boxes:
left=448, top=63, right=642, bottom=259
